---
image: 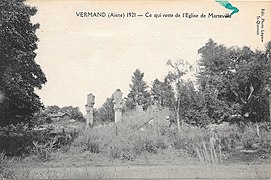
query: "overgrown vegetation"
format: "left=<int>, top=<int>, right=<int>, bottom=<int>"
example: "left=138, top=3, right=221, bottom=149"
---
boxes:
left=1, top=109, right=270, bottom=178
left=49, top=109, right=271, bottom=164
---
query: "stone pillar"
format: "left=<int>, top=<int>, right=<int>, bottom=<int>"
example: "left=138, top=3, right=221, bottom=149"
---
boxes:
left=85, top=93, right=95, bottom=129
left=113, top=89, right=123, bottom=123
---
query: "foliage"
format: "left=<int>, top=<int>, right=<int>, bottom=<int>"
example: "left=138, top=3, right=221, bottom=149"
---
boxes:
left=215, top=123, right=240, bottom=151
left=170, top=126, right=211, bottom=152
left=197, top=39, right=271, bottom=123
left=0, top=0, right=47, bottom=127
left=32, top=110, right=52, bottom=125
left=150, top=77, right=175, bottom=110
left=185, top=88, right=241, bottom=126
left=60, top=106, right=84, bottom=121
left=32, top=140, right=55, bottom=161
left=94, top=96, right=114, bottom=125
left=194, top=140, right=222, bottom=165
left=0, top=151, right=31, bottom=179
left=126, top=69, right=151, bottom=110
left=0, top=123, right=52, bottom=156
left=74, top=126, right=113, bottom=154
left=73, top=109, right=172, bottom=160
left=259, top=127, right=271, bottom=150
left=166, top=59, right=193, bottom=127
left=46, top=105, right=61, bottom=114
left=0, top=151, right=15, bottom=179
left=71, top=107, right=271, bottom=164
left=46, top=105, right=84, bottom=121
left=230, top=45, right=271, bottom=122
left=239, top=124, right=271, bottom=150
left=0, top=123, right=77, bottom=156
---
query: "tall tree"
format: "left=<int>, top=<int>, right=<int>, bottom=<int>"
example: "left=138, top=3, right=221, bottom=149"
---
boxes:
left=150, top=77, right=175, bottom=110
left=126, top=69, right=150, bottom=110
left=197, top=39, right=240, bottom=124
left=229, top=45, right=271, bottom=122
left=94, top=96, right=114, bottom=125
left=0, top=0, right=46, bottom=126
left=151, top=79, right=163, bottom=104
left=166, top=59, right=193, bottom=130
left=197, top=39, right=271, bottom=123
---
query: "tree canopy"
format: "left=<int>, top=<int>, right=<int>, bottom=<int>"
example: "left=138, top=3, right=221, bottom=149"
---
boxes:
left=126, top=69, right=150, bottom=110
left=61, top=106, right=84, bottom=121
left=197, top=39, right=271, bottom=123
left=150, top=77, right=175, bottom=110
left=94, top=96, right=114, bottom=125
left=0, top=0, right=46, bottom=127
left=92, top=40, right=271, bottom=127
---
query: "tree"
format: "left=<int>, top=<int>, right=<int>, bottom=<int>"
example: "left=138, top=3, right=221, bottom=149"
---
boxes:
left=196, top=39, right=241, bottom=124
left=229, top=45, right=271, bottom=122
left=94, top=96, right=114, bottom=125
left=33, top=110, right=52, bottom=125
left=0, top=0, right=46, bottom=127
left=151, top=79, right=163, bottom=104
left=126, top=69, right=151, bottom=110
left=61, top=106, right=84, bottom=121
left=166, top=59, right=193, bottom=130
left=150, top=77, right=175, bottom=110
left=46, top=105, right=61, bottom=114
left=197, top=39, right=271, bottom=123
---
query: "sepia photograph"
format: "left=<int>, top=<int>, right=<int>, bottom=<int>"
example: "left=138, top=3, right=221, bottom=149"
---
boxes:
left=0, top=0, right=271, bottom=179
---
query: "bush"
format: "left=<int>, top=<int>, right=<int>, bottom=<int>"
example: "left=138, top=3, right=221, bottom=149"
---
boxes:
left=32, top=140, right=55, bottom=161
left=74, top=127, right=114, bottom=154
left=215, top=123, right=241, bottom=151
left=133, top=133, right=158, bottom=154
left=108, top=140, right=122, bottom=159
left=107, top=138, right=136, bottom=161
left=0, top=151, right=15, bottom=179
left=241, top=127, right=258, bottom=149
left=171, top=126, right=210, bottom=153
left=105, top=131, right=168, bottom=161
left=0, top=151, right=31, bottom=179
left=0, top=123, right=78, bottom=157
left=208, top=123, right=271, bottom=151
left=0, top=124, right=53, bottom=156
left=74, top=135, right=102, bottom=153
left=239, top=124, right=271, bottom=149
left=259, top=126, right=271, bottom=150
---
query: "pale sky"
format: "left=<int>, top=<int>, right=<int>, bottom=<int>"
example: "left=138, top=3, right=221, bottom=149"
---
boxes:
left=26, top=0, right=270, bottom=113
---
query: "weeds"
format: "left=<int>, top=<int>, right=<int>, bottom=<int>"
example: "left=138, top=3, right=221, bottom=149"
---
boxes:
left=0, top=151, right=31, bottom=179
left=0, top=151, right=14, bottom=179
left=194, top=137, right=222, bottom=165
left=3, top=108, right=270, bottom=178
left=68, top=109, right=270, bottom=165
left=32, top=140, right=55, bottom=161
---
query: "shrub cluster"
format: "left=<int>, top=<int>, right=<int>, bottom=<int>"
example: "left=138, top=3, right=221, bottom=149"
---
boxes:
left=69, top=110, right=271, bottom=164
left=0, top=123, right=78, bottom=157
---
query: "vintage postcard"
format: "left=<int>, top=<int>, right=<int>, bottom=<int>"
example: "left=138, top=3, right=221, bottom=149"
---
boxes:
left=0, top=0, right=270, bottom=179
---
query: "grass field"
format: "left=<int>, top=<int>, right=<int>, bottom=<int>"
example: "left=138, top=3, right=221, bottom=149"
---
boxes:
left=8, top=146, right=270, bottom=179
left=23, top=163, right=271, bottom=179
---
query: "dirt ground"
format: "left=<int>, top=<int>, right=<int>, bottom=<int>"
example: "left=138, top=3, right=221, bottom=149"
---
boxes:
left=28, top=163, right=270, bottom=179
